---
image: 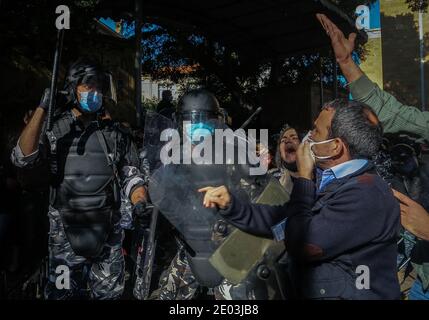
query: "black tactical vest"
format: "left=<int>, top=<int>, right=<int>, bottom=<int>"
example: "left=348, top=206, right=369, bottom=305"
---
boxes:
left=47, top=112, right=120, bottom=258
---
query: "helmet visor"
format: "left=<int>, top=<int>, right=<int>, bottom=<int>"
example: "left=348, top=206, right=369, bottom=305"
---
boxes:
left=77, top=71, right=117, bottom=104
left=180, top=111, right=224, bottom=144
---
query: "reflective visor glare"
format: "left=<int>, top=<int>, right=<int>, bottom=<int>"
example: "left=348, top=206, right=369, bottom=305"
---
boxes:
left=181, top=112, right=216, bottom=124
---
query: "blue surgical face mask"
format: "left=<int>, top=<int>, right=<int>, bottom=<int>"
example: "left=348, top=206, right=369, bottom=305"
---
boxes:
left=78, top=91, right=103, bottom=113
left=184, top=122, right=215, bottom=144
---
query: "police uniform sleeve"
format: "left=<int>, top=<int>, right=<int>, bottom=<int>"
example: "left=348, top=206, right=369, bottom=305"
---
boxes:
left=11, top=130, right=48, bottom=169
left=117, top=131, right=147, bottom=201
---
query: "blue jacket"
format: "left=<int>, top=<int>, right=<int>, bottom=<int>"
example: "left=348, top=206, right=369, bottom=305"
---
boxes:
left=220, top=162, right=401, bottom=299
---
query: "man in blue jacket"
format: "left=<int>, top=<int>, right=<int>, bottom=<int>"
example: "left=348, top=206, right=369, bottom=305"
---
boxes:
left=199, top=99, right=401, bottom=299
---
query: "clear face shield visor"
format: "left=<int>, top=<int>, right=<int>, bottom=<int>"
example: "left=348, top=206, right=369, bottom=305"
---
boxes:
left=179, top=111, right=225, bottom=144
left=77, top=72, right=117, bottom=105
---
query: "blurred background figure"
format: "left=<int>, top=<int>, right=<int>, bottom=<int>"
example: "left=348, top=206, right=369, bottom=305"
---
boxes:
left=156, top=90, right=175, bottom=120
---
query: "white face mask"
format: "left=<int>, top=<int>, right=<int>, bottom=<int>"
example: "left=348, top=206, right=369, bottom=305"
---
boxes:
left=302, top=131, right=336, bottom=161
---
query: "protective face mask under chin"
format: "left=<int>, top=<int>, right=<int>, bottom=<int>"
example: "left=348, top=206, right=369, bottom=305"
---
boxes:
left=302, top=131, right=336, bottom=161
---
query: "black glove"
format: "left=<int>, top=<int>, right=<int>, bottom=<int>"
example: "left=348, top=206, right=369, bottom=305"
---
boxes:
left=133, top=200, right=153, bottom=218
left=39, top=88, right=51, bottom=110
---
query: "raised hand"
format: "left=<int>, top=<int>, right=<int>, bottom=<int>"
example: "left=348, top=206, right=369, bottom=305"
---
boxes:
left=316, top=13, right=363, bottom=83
left=316, top=13, right=356, bottom=64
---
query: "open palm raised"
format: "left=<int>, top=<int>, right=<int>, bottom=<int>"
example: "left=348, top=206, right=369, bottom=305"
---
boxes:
left=316, top=13, right=356, bottom=64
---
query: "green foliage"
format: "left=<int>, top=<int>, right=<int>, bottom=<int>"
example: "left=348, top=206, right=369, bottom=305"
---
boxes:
left=406, top=0, right=428, bottom=11
left=142, top=97, right=159, bottom=111
left=0, top=0, right=382, bottom=125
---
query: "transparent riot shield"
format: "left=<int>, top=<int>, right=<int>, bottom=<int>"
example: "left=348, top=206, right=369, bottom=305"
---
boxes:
left=146, top=115, right=267, bottom=238
left=209, top=177, right=289, bottom=299
left=142, top=110, right=176, bottom=172
left=145, top=113, right=276, bottom=288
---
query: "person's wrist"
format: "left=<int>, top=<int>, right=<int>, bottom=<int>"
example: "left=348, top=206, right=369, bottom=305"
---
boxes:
left=338, top=57, right=364, bottom=84
left=218, top=194, right=235, bottom=215
left=298, top=171, right=312, bottom=180
left=221, top=198, right=231, bottom=210
left=337, top=55, right=354, bottom=67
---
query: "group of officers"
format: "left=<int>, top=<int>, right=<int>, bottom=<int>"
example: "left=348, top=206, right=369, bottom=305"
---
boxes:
left=8, top=14, right=429, bottom=300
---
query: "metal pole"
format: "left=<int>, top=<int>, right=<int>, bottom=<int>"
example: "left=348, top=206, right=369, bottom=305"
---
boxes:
left=419, top=9, right=426, bottom=111
left=47, top=28, right=65, bottom=131
left=140, top=206, right=159, bottom=300
left=239, top=107, right=263, bottom=129
left=135, top=0, right=143, bottom=125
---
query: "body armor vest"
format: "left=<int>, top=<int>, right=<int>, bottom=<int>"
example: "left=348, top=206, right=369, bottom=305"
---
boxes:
left=48, top=112, right=120, bottom=258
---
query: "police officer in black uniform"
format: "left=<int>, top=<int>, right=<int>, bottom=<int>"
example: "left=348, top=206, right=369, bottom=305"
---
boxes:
left=149, top=89, right=271, bottom=300
left=11, top=58, right=148, bottom=299
left=154, top=89, right=228, bottom=299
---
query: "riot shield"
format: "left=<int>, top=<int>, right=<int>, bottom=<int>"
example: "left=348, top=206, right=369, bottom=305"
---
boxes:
left=147, top=118, right=267, bottom=238
left=209, top=177, right=289, bottom=299
left=146, top=112, right=270, bottom=287
left=142, top=110, right=176, bottom=172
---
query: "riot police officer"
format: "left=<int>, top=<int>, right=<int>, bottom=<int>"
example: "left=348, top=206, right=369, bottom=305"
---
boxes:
left=11, top=58, right=148, bottom=299
left=147, top=89, right=278, bottom=300
left=150, top=89, right=226, bottom=299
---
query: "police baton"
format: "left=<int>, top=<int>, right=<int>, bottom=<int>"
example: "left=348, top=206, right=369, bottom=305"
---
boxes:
left=140, top=204, right=159, bottom=300
left=46, top=28, right=65, bottom=131
left=239, top=107, right=263, bottom=129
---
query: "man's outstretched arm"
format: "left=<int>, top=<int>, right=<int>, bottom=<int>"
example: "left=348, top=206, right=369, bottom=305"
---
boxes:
left=317, top=13, right=429, bottom=141
left=198, top=185, right=288, bottom=238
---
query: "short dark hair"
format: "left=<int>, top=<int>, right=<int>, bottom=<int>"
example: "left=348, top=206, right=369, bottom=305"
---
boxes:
left=323, top=99, right=383, bottom=159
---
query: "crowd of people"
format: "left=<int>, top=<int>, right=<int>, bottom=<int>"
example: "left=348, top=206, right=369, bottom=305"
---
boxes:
left=1, top=14, right=429, bottom=300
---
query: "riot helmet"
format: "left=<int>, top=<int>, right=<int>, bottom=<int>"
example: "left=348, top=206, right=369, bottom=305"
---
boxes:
left=176, top=89, right=225, bottom=143
left=385, top=133, right=422, bottom=176
left=64, top=58, right=117, bottom=113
